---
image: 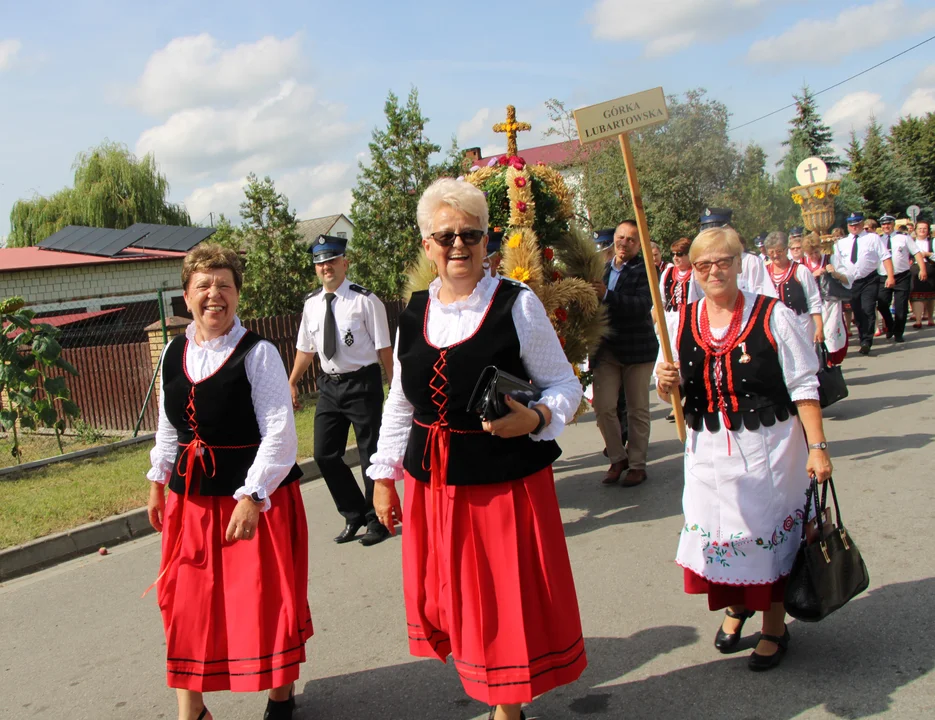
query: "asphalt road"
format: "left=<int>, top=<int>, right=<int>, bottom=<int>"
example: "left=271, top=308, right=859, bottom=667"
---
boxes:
left=2, top=333, right=934, bottom=720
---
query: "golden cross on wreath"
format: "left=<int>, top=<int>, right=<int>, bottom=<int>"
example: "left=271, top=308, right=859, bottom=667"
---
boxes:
left=493, top=105, right=531, bottom=157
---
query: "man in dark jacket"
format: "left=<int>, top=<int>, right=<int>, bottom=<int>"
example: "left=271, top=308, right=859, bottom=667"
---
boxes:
left=591, top=220, right=658, bottom=487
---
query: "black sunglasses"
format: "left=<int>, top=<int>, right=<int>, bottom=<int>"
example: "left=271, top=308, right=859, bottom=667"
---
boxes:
left=673, top=251, right=687, bottom=257
left=430, top=230, right=485, bottom=247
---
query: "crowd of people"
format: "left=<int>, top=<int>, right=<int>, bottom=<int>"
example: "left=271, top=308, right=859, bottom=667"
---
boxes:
left=144, top=182, right=916, bottom=719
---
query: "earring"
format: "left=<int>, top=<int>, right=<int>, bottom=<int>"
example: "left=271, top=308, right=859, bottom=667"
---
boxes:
left=482, top=258, right=491, bottom=271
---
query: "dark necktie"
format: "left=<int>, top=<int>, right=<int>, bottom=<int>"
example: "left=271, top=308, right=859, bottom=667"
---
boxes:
left=850, top=235, right=859, bottom=264
left=885, top=234, right=891, bottom=251
left=323, top=293, right=337, bottom=360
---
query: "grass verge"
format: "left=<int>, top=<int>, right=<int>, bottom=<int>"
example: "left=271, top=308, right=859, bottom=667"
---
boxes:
left=0, top=399, right=348, bottom=550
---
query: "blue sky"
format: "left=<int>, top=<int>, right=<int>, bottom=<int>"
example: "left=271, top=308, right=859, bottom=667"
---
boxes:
left=2, top=0, right=934, bottom=239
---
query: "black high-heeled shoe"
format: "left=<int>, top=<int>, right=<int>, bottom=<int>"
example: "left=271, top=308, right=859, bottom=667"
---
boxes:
left=263, top=684, right=295, bottom=720
left=196, top=708, right=209, bottom=720
left=748, top=626, right=790, bottom=672
left=714, top=607, right=756, bottom=653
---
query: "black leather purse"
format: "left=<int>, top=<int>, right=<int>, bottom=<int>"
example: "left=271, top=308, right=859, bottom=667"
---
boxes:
left=815, top=342, right=848, bottom=408
left=467, top=366, right=542, bottom=422
left=784, top=478, right=869, bottom=622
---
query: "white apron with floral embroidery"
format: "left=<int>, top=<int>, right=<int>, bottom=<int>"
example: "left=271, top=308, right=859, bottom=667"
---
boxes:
left=676, top=414, right=811, bottom=586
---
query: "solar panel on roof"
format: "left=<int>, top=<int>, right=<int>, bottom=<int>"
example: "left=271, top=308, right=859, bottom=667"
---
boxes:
left=128, top=224, right=216, bottom=253
left=38, top=225, right=149, bottom=257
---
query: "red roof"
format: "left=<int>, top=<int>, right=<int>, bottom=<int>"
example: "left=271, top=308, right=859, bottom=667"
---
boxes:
left=470, top=139, right=590, bottom=169
left=0, top=246, right=186, bottom=272
left=7, top=307, right=126, bottom=337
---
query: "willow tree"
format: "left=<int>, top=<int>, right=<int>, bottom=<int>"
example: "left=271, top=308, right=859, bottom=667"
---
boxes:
left=8, top=141, right=190, bottom=247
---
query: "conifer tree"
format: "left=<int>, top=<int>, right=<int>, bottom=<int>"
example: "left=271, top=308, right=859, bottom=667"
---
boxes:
left=347, top=88, right=441, bottom=301
left=851, top=119, right=925, bottom=217
left=237, top=174, right=315, bottom=318
left=777, top=86, right=842, bottom=192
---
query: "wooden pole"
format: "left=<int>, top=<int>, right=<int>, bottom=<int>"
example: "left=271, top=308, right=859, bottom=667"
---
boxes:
left=618, top=132, right=686, bottom=443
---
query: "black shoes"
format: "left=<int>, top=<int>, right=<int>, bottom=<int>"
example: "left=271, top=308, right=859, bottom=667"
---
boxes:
left=748, top=626, right=790, bottom=672
left=894, top=336, right=906, bottom=343
left=714, top=608, right=755, bottom=653
left=196, top=707, right=209, bottom=720
left=334, top=520, right=364, bottom=544
left=359, top=522, right=391, bottom=546
left=264, top=684, right=295, bottom=719
left=859, top=344, right=871, bottom=356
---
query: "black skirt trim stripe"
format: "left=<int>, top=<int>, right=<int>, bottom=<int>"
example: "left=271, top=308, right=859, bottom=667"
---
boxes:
left=168, top=659, right=303, bottom=679
left=456, top=647, right=586, bottom=688
left=451, top=634, right=584, bottom=671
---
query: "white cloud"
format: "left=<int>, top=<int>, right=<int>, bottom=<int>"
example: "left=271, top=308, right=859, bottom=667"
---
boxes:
left=0, top=39, right=21, bottom=71
left=131, top=33, right=304, bottom=116
left=184, top=161, right=356, bottom=224
left=586, top=0, right=768, bottom=56
left=748, top=0, right=935, bottom=64
left=135, top=80, right=360, bottom=182
left=901, top=88, right=935, bottom=116
left=916, top=64, right=935, bottom=87
left=457, top=108, right=491, bottom=146
left=825, top=91, right=885, bottom=129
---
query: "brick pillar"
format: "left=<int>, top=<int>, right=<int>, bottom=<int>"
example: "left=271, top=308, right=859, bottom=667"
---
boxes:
left=145, top=316, right=191, bottom=397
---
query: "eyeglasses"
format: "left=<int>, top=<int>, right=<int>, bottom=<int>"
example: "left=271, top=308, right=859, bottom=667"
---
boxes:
left=673, top=252, right=687, bottom=257
left=692, top=256, right=736, bottom=274
left=430, top=229, right=485, bottom=247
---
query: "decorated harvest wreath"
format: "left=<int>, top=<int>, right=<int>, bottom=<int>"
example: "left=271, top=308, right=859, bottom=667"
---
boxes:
left=405, top=107, right=608, bottom=414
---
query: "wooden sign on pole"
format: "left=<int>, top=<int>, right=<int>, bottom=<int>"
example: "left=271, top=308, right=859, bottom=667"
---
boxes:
left=574, top=88, right=686, bottom=444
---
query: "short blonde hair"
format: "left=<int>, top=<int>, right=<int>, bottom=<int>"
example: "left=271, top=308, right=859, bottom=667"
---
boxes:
left=801, top=232, right=822, bottom=255
left=689, top=226, right=743, bottom=263
left=416, top=178, right=489, bottom=238
left=182, top=243, right=244, bottom=291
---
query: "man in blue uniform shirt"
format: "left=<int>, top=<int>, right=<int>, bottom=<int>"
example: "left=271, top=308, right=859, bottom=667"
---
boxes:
left=289, top=235, right=394, bottom=546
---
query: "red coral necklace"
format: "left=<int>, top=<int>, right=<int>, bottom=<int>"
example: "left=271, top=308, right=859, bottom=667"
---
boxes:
left=698, top=292, right=746, bottom=453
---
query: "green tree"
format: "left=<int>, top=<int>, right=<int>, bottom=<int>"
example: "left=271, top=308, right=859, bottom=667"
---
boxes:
left=720, top=144, right=799, bottom=240
left=236, top=174, right=315, bottom=319
left=347, top=88, right=441, bottom=301
left=8, top=141, right=190, bottom=247
left=889, top=113, right=935, bottom=209
left=777, top=86, right=843, bottom=191
left=850, top=118, right=925, bottom=217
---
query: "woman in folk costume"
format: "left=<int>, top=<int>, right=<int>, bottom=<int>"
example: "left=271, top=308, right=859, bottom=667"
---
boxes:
left=802, top=232, right=852, bottom=365
left=146, top=245, right=310, bottom=720
left=910, top=219, right=935, bottom=328
left=762, top=231, right=824, bottom=344
left=369, top=178, right=586, bottom=720
left=659, top=237, right=693, bottom=317
left=656, top=227, right=832, bottom=671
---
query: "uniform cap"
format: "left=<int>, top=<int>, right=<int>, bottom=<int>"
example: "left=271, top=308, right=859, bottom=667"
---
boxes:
left=700, top=207, right=733, bottom=229
left=593, top=228, right=615, bottom=253
left=311, top=235, right=348, bottom=263
left=846, top=212, right=865, bottom=225
left=878, top=214, right=896, bottom=224
left=486, top=228, right=504, bottom=258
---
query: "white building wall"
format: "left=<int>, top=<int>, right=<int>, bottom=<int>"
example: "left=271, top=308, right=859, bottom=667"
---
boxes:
left=0, top=258, right=185, bottom=314
left=330, top=216, right=355, bottom=244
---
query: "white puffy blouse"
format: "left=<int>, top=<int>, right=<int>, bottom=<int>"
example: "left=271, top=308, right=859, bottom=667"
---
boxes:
left=367, top=275, right=583, bottom=482
left=147, top=318, right=299, bottom=511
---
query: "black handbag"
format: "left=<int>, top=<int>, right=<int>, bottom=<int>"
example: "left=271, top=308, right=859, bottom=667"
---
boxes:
left=815, top=342, right=848, bottom=408
left=820, top=272, right=852, bottom=301
left=467, top=366, right=542, bottom=421
left=784, top=478, right=869, bottom=622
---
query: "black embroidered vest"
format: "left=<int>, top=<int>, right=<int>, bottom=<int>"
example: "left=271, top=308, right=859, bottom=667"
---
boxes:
left=162, top=331, right=302, bottom=496
left=773, top=263, right=808, bottom=315
left=398, top=280, right=562, bottom=486
left=678, top=295, right=797, bottom=432
left=663, top=267, right=692, bottom=312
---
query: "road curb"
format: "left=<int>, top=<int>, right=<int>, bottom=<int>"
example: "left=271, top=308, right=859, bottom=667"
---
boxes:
left=0, top=447, right=361, bottom=583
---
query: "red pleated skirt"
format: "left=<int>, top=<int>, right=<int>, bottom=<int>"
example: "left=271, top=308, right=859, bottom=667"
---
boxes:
left=156, top=481, right=312, bottom=692
left=403, top=467, right=587, bottom=706
left=683, top=568, right=787, bottom=612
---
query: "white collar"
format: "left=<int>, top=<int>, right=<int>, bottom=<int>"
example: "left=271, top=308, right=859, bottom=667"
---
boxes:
left=185, top=316, right=245, bottom=351
left=428, top=274, right=498, bottom=314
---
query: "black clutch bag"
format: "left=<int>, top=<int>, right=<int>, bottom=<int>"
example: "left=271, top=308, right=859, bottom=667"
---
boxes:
left=467, top=366, right=542, bottom=422
left=815, top=342, right=848, bottom=409
left=784, top=478, right=869, bottom=622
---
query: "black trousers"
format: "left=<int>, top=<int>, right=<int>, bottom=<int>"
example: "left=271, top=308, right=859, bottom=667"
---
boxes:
left=313, top=363, right=383, bottom=526
left=877, top=270, right=912, bottom=340
left=851, top=274, right=880, bottom=347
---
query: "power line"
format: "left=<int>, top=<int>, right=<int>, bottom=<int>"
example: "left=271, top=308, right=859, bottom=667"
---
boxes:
left=729, top=33, right=935, bottom=132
